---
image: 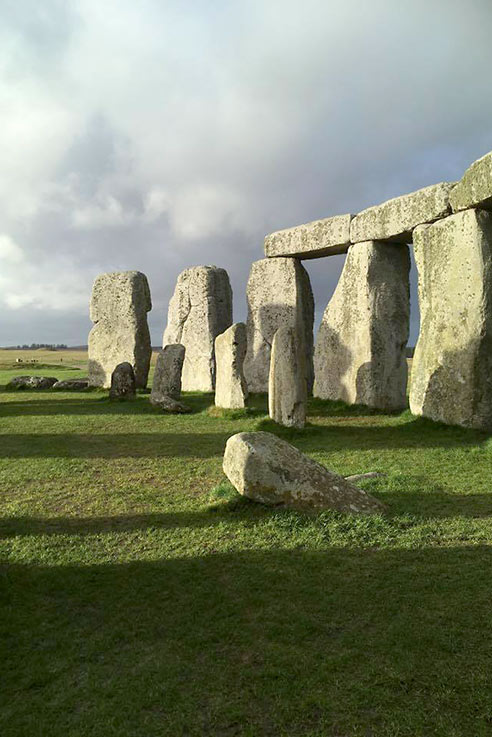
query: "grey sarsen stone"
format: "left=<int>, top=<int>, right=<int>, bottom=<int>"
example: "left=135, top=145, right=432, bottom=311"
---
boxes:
left=88, top=271, right=152, bottom=389
left=223, top=431, right=386, bottom=514
left=163, top=266, right=232, bottom=392
left=214, top=323, right=248, bottom=409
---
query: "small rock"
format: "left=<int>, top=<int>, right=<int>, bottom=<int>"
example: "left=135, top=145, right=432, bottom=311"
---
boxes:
left=344, top=472, right=386, bottom=482
left=52, top=379, right=89, bottom=390
left=149, top=393, right=192, bottom=413
left=223, top=431, right=385, bottom=514
left=109, top=362, right=136, bottom=400
left=6, top=376, right=58, bottom=390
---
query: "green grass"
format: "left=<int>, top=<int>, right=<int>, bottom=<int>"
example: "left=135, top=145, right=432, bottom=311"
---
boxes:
left=2, top=376, right=492, bottom=736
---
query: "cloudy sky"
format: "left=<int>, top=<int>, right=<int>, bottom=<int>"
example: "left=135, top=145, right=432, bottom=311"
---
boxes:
left=1, top=0, right=492, bottom=346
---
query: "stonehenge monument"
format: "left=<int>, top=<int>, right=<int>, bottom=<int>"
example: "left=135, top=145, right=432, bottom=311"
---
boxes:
left=243, top=258, right=314, bottom=393
left=214, top=323, right=248, bottom=409
left=269, top=326, right=307, bottom=428
left=313, top=241, right=410, bottom=410
left=163, top=266, right=232, bottom=392
left=86, top=148, right=492, bottom=430
left=152, top=344, right=185, bottom=400
left=88, top=271, right=152, bottom=389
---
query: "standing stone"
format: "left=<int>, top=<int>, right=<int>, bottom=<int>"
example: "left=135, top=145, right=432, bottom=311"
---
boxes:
left=88, top=271, right=152, bottom=389
left=409, top=209, right=492, bottom=430
left=268, top=326, right=306, bottom=428
left=163, top=266, right=232, bottom=392
left=314, top=242, right=410, bottom=410
left=223, top=431, right=385, bottom=514
left=152, top=344, right=185, bottom=400
left=214, top=323, right=248, bottom=409
left=109, top=362, right=136, bottom=400
left=243, top=258, right=314, bottom=394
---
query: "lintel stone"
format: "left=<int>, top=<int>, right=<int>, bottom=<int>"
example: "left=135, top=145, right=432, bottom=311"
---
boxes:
left=264, top=214, right=352, bottom=259
left=350, top=182, right=455, bottom=244
left=450, top=150, right=492, bottom=213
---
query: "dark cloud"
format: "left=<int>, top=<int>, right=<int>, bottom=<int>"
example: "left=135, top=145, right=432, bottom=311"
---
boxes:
left=1, top=0, right=492, bottom=347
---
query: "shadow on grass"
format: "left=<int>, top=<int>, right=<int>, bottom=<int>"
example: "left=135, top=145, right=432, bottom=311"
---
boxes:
left=3, top=547, right=492, bottom=736
left=0, top=432, right=234, bottom=459
left=0, top=393, right=215, bottom=416
left=254, top=414, right=488, bottom=449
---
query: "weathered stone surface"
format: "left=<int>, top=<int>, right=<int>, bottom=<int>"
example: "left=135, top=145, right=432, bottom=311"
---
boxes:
left=268, top=326, right=306, bottom=428
left=214, top=323, right=248, bottom=409
left=88, top=271, right=152, bottom=389
left=350, top=182, right=455, bottom=244
left=6, top=376, right=58, bottom=390
left=450, top=150, right=492, bottom=212
left=409, top=209, right=492, bottom=429
left=152, top=344, right=185, bottom=401
left=264, top=214, right=352, bottom=259
left=314, top=241, right=410, bottom=409
left=243, top=258, right=314, bottom=394
left=163, top=266, right=232, bottom=392
left=52, top=378, right=89, bottom=390
left=223, top=432, right=385, bottom=514
left=149, top=393, right=192, bottom=413
left=109, top=362, right=136, bottom=400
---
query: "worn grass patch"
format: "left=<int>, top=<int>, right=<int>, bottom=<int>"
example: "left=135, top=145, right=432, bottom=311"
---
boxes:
left=1, top=383, right=492, bottom=736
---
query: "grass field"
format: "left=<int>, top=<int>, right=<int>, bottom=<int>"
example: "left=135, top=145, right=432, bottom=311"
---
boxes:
left=2, top=351, right=492, bottom=736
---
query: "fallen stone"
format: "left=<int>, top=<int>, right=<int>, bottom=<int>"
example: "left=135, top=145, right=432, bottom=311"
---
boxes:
left=214, top=323, right=248, bottom=409
left=163, top=266, right=232, bottom=392
left=350, top=182, right=455, bottom=244
left=344, top=472, right=386, bottom=482
left=409, top=209, right=492, bottom=429
left=243, top=258, right=314, bottom=393
left=450, top=150, right=492, bottom=212
left=314, top=241, right=410, bottom=409
left=149, top=393, right=192, bottom=413
left=264, top=214, right=352, bottom=259
left=109, top=362, right=136, bottom=400
left=52, top=378, right=89, bottom=390
left=88, top=271, right=152, bottom=389
left=6, top=376, right=58, bottom=390
left=223, top=431, right=385, bottom=514
left=268, top=326, right=306, bottom=428
left=152, top=344, right=185, bottom=400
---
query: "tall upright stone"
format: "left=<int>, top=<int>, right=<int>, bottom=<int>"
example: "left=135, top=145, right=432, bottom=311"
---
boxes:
left=409, top=209, right=492, bottom=429
left=151, top=344, right=185, bottom=400
left=214, top=323, right=248, bottom=409
left=88, top=271, right=152, bottom=389
left=163, top=266, right=232, bottom=392
left=268, top=326, right=306, bottom=428
left=314, top=242, right=410, bottom=409
left=243, top=258, right=314, bottom=394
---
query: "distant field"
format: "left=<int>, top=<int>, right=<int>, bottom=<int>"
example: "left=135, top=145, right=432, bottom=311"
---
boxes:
left=0, top=349, right=161, bottom=384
